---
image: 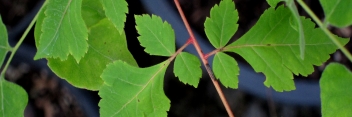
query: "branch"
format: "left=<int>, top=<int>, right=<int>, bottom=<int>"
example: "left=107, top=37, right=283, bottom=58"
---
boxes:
left=174, top=0, right=235, bottom=116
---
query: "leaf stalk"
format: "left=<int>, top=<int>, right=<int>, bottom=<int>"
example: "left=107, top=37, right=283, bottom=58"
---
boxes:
left=296, top=0, right=352, bottom=62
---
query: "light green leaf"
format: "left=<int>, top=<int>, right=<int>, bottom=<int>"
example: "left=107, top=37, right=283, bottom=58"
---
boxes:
left=99, top=60, right=170, bottom=116
left=204, top=0, right=238, bottom=48
left=212, top=52, right=239, bottom=88
left=0, top=77, right=28, bottom=117
left=174, top=52, right=202, bottom=87
left=224, top=6, right=349, bottom=92
left=320, top=0, right=352, bottom=27
left=100, top=0, right=128, bottom=34
left=320, top=63, right=352, bottom=117
left=48, top=18, right=137, bottom=90
left=35, top=0, right=88, bottom=62
left=135, top=15, right=175, bottom=56
left=266, top=0, right=281, bottom=7
left=0, top=16, right=10, bottom=66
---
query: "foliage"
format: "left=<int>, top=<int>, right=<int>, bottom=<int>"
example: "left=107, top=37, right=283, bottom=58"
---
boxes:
left=0, top=0, right=351, bottom=116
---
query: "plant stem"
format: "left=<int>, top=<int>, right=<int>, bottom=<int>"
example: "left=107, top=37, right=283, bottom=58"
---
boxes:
left=204, top=48, right=221, bottom=59
left=168, top=40, right=192, bottom=62
left=296, top=0, right=352, bottom=62
left=0, top=0, right=48, bottom=78
left=174, top=0, right=234, bottom=116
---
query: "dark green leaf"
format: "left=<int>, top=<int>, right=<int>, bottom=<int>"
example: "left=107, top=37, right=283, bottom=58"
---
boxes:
left=320, top=63, right=352, bottom=117
left=135, top=15, right=175, bottom=56
left=174, top=52, right=202, bottom=87
left=99, top=60, right=170, bottom=116
left=204, top=0, right=238, bottom=48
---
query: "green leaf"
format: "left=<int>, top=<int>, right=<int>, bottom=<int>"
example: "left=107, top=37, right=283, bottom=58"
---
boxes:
left=48, top=18, right=137, bottom=90
left=0, top=16, right=10, bottom=66
left=320, top=0, right=352, bottom=27
left=99, top=60, right=170, bottom=116
left=34, top=4, right=45, bottom=48
left=212, top=52, right=239, bottom=88
left=284, top=0, right=305, bottom=59
left=82, top=0, right=106, bottom=28
left=135, top=15, right=175, bottom=56
left=266, top=0, right=281, bottom=7
left=173, top=52, right=202, bottom=87
left=35, top=1, right=136, bottom=90
left=100, top=0, right=128, bottom=34
left=224, top=6, right=349, bottom=92
left=35, top=0, right=88, bottom=62
left=1, top=16, right=27, bottom=117
left=204, top=0, right=238, bottom=48
left=320, top=63, right=352, bottom=117
left=0, top=77, right=28, bottom=117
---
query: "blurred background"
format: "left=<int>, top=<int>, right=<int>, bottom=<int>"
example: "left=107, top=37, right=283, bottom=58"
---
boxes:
left=1, top=0, right=351, bottom=116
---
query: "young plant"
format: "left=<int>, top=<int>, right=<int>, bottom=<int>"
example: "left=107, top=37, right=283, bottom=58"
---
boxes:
left=0, top=0, right=351, bottom=116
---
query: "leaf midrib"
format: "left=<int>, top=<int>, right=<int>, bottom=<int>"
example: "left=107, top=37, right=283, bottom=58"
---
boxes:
left=324, top=0, right=341, bottom=21
left=40, top=0, right=72, bottom=54
left=225, top=43, right=333, bottom=49
left=111, top=62, right=168, bottom=116
left=144, top=23, right=172, bottom=55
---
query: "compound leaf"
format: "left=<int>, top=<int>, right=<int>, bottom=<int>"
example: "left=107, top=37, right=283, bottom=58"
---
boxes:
left=204, top=0, right=238, bottom=48
left=0, top=16, right=10, bottom=66
left=100, top=0, right=128, bottom=34
left=320, top=63, right=352, bottom=117
left=99, top=60, right=170, bottom=117
left=213, top=52, right=239, bottom=88
left=174, top=52, right=202, bottom=87
left=35, top=0, right=88, bottom=62
left=224, top=6, right=349, bottom=92
left=320, top=0, right=352, bottom=27
left=135, top=15, right=175, bottom=56
left=0, top=78, right=28, bottom=117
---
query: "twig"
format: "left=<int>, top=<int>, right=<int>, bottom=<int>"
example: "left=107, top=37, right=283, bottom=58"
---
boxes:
left=174, top=0, right=235, bottom=116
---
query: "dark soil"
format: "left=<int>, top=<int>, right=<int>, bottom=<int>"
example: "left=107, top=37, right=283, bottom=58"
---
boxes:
left=5, top=63, right=86, bottom=117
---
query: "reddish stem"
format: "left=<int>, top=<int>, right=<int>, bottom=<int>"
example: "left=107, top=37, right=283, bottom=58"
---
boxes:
left=174, top=0, right=235, bottom=117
